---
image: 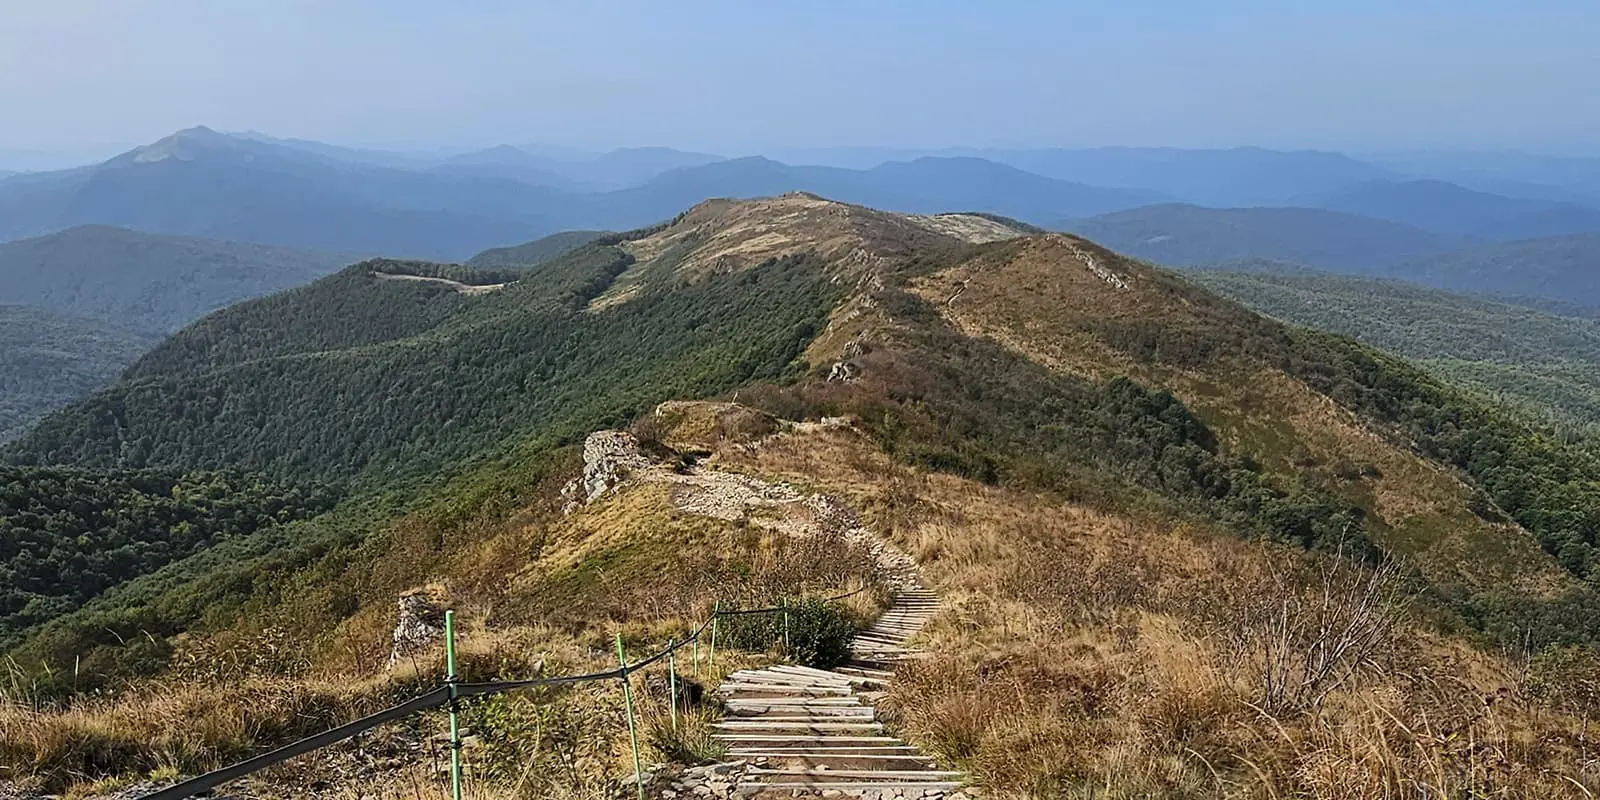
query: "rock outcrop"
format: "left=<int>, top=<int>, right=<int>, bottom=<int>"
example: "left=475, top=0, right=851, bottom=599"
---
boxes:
left=388, top=591, right=447, bottom=667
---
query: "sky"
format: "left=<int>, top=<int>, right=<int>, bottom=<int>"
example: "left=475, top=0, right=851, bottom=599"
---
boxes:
left=2, top=0, right=1597, bottom=162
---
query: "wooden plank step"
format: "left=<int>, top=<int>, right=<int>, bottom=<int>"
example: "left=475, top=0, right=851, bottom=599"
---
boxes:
left=711, top=735, right=903, bottom=744
left=737, top=782, right=963, bottom=792
left=725, top=709, right=878, bottom=719
left=730, top=753, right=937, bottom=763
left=718, top=683, right=854, bottom=696
left=832, top=666, right=894, bottom=679
left=730, top=670, right=852, bottom=687
left=723, top=697, right=865, bottom=706
left=724, top=701, right=873, bottom=710
left=749, top=768, right=963, bottom=779
left=729, top=745, right=928, bottom=752
left=713, top=721, right=884, bottom=731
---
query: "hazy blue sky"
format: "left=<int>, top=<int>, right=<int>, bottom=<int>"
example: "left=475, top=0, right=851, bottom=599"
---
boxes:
left=3, top=0, right=1597, bottom=157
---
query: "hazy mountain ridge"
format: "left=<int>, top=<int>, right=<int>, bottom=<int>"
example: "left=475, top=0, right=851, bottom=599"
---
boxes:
left=1303, top=179, right=1600, bottom=241
left=1058, top=203, right=1458, bottom=270
left=1386, top=233, right=1600, bottom=310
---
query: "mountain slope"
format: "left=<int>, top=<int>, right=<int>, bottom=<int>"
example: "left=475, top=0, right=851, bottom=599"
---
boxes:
left=1189, top=268, right=1600, bottom=430
left=13, top=194, right=1596, bottom=606
left=1305, top=179, right=1600, bottom=241
left=0, top=305, right=160, bottom=442
left=1384, top=233, right=1600, bottom=310
left=466, top=229, right=608, bottom=268
left=0, top=224, right=353, bottom=333
left=1059, top=203, right=1458, bottom=270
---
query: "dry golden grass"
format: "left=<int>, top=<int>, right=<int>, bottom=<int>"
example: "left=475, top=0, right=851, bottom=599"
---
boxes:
left=1, top=439, right=882, bottom=796
left=713, top=424, right=1600, bottom=799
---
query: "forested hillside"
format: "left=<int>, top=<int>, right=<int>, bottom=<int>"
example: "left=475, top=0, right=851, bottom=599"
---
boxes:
left=10, top=234, right=845, bottom=482
left=466, top=229, right=607, bottom=267
left=0, top=466, right=338, bottom=651
left=0, top=306, right=158, bottom=442
left=0, top=224, right=352, bottom=333
left=1387, top=233, right=1600, bottom=311
left=1191, top=268, right=1600, bottom=431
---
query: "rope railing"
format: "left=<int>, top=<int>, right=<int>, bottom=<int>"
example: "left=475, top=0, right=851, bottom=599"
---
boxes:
left=137, top=587, right=869, bottom=800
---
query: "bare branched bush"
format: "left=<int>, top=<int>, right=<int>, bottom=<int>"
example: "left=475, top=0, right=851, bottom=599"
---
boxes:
left=1198, top=548, right=1412, bottom=714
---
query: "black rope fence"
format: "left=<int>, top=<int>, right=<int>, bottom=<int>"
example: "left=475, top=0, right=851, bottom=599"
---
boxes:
left=137, top=586, right=871, bottom=800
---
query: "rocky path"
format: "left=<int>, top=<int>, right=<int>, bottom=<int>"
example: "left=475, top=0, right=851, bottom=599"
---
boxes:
left=706, top=585, right=966, bottom=799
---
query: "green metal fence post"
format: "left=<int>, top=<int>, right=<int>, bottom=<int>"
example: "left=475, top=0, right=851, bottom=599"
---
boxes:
left=616, top=634, right=645, bottom=800
left=445, top=610, right=463, bottom=800
left=668, top=638, right=680, bottom=732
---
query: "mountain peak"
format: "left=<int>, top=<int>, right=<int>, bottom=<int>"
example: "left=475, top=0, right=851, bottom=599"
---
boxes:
left=126, top=125, right=253, bottom=164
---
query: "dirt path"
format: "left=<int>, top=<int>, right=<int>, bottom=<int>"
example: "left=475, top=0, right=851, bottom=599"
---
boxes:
left=371, top=271, right=506, bottom=295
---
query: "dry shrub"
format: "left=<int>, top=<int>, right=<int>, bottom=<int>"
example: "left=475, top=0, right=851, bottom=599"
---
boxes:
left=1190, top=548, right=1413, bottom=714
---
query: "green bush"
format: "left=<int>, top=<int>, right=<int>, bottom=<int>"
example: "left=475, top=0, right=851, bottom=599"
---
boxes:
left=717, top=598, right=859, bottom=669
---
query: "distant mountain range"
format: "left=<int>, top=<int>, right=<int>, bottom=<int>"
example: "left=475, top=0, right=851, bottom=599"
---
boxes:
left=3, top=126, right=1599, bottom=314
left=1301, top=179, right=1600, bottom=241
left=1058, top=204, right=1458, bottom=271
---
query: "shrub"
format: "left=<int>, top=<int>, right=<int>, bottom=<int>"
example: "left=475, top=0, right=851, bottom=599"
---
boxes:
left=716, top=598, right=859, bottom=669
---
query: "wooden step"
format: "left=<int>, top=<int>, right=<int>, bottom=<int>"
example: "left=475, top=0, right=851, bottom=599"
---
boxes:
left=725, top=706, right=877, bottom=718
left=713, top=721, right=884, bottom=731
left=719, top=683, right=854, bottom=696
left=729, top=753, right=940, bottom=770
left=729, top=745, right=928, bottom=752
left=748, top=767, right=963, bottom=780
left=711, top=735, right=903, bottom=744
left=736, top=781, right=963, bottom=792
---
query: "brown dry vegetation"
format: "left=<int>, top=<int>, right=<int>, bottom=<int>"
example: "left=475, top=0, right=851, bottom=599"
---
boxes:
left=0, top=434, right=884, bottom=796
left=715, top=424, right=1600, bottom=799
